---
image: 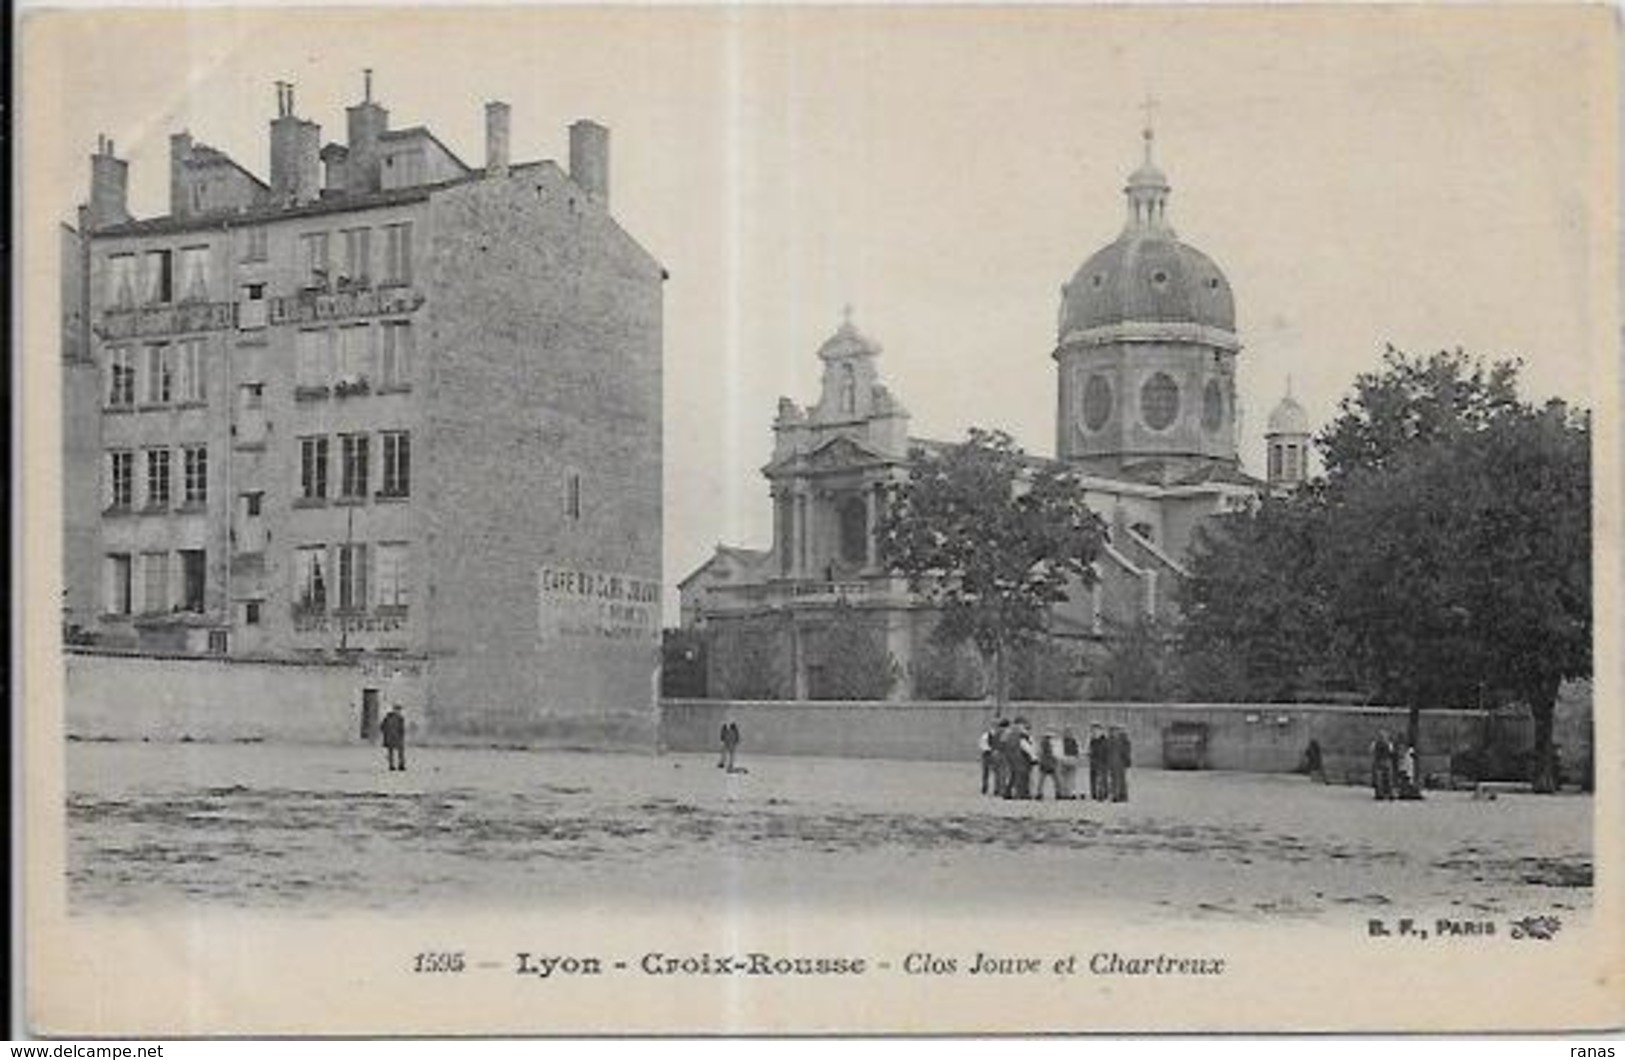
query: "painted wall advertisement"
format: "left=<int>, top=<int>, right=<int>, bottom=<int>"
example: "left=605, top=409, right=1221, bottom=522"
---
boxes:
left=537, top=566, right=661, bottom=642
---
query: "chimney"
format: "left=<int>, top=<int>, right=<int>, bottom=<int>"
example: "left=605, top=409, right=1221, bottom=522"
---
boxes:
left=568, top=119, right=609, bottom=206
left=484, top=101, right=510, bottom=178
left=169, top=131, right=194, bottom=218
left=344, top=68, right=390, bottom=194
left=269, top=81, right=322, bottom=205
left=86, top=135, right=131, bottom=230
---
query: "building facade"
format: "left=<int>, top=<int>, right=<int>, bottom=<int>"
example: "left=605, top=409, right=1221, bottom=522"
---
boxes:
left=681, top=124, right=1271, bottom=698
left=63, top=77, right=664, bottom=745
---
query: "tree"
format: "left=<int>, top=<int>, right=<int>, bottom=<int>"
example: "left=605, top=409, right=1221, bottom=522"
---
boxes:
left=1178, top=492, right=1338, bottom=703
left=910, top=640, right=987, bottom=701
left=876, top=428, right=1107, bottom=714
left=710, top=620, right=793, bottom=700
left=1318, top=345, right=1524, bottom=480
left=807, top=603, right=902, bottom=700
left=1172, top=346, right=1590, bottom=790
left=1090, top=616, right=1183, bottom=702
left=660, top=627, right=709, bottom=698
left=1321, top=397, right=1590, bottom=788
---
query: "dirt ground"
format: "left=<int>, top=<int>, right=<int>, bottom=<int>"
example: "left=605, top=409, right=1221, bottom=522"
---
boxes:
left=62, top=741, right=1592, bottom=924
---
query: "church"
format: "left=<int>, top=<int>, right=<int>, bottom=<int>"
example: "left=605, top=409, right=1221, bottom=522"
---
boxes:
left=679, top=122, right=1309, bottom=699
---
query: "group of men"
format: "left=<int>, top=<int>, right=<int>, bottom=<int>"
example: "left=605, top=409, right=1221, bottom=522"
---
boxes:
left=978, top=718, right=1131, bottom=802
left=1370, top=729, right=1422, bottom=800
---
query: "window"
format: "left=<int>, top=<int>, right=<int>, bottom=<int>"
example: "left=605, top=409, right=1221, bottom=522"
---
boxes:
left=239, top=282, right=267, bottom=330
left=106, top=347, right=136, bottom=408
left=143, top=343, right=172, bottom=405
left=382, top=223, right=412, bottom=285
left=180, top=550, right=206, bottom=612
left=240, top=382, right=264, bottom=410
left=338, top=324, right=372, bottom=383
left=375, top=543, right=409, bottom=609
left=1202, top=379, right=1225, bottom=432
left=565, top=471, right=582, bottom=521
left=140, top=551, right=169, bottom=613
left=341, top=227, right=371, bottom=285
left=144, top=448, right=171, bottom=509
left=1140, top=372, right=1180, bottom=432
left=340, top=434, right=370, bottom=499
left=108, top=254, right=138, bottom=309
left=105, top=554, right=132, bottom=615
left=839, top=364, right=857, bottom=415
left=1269, top=445, right=1283, bottom=480
left=380, top=321, right=413, bottom=389
left=295, top=546, right=327, bottom=612
left=337, top=543, right=369, bottom=612
left=1082, top=374, right=1112, bottom=432
left=175, top=339, right=206, bottom=403
left=242, top=226, right=268, bottom=263
left=243, top=491, right=263, bottom=518
left=838, top=495, right=867, bottom=563
left=107, top=450, right=134, bottom=510
left=244, top=600, right=262, bottom=626
left=142, top=249, right=173, bottom=304
left=296, top=329, right=334, bottom=389
left=380, top=431, right=410, bottom=497
left=178, top=246, right=209, bottom=302
left=299, top=436, right=329, bottom=500
left=302, top=232, right=331, bottom=288
left=182, top=445, right=208, bottom=506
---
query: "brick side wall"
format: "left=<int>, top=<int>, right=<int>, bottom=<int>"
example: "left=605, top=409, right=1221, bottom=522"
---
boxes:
left=421, top=167, right=662, bottom=745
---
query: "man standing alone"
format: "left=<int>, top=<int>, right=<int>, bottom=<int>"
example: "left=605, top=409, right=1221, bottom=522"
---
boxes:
left=381, top=705, right=407, bottom=772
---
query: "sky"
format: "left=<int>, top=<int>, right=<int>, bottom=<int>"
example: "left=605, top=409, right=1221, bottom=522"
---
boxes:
left=21, top=6, right=1615, bottom=616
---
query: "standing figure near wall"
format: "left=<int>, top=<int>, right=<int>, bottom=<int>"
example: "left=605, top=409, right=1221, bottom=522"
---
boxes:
left=1370, top=730, right=1397, bottom=800
left=381, top=705, right=407, bottom=772
left=1108, top=726, right=1131, bottom=802
left=1088, top=725, right=1109, bottom=800
left=1058, top=727, right=1081, bottom=800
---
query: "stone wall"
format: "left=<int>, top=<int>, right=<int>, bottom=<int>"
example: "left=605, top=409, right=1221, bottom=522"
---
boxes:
left=420, top=164, right=663, bottom=747
left=661, top=698, right=1538, bottom=781
left=64, top=649, right=381, bottom=743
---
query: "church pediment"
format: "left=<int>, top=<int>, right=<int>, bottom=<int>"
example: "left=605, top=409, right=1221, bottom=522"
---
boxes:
left=765, top=434, right=890, bottom=477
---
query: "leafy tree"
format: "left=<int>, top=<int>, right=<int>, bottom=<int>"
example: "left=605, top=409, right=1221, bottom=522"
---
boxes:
left=876, top=428, right=1106, bottom=713
left=1319, top=397, right=1589, bottom=788
left=1318, top=345, right=1524, bottom=480
left=807, top=603, right=902, bottom=700
left=660, top=627, right=709, bottom=698
left=1178, top=492, right=1336, bottom=703
left=910, top=640, right=987, bottom=700
left=1090, top=616, right=1183, bottom=702
left=1008, top=638, right=1085, bottom=701
left=710, top=621, right=793, bottom=700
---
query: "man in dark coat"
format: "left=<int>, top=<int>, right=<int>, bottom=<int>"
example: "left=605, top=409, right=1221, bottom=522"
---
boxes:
left=719, top=721, right=741, bottom=772
left=1108, top=726, right=1131, bottom=802
left=1087, top=725, right=1109, bottom=800
left=1371, top=730, right=1396, bottom=800
left=381, top=705, right=407, bottom=772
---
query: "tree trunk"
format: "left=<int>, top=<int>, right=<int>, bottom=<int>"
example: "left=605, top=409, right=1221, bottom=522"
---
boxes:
left=1530, top=676, right=1561, bottom=794
left=989, top=643, right=1007, bottom=718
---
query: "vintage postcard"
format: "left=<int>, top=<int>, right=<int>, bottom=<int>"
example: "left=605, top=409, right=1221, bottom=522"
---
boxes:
left=17, top=3, right=1623, bottom=1036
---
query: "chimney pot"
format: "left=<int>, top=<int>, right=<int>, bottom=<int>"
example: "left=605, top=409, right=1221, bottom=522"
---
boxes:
left=568, top=119, right=610, bottom=207
left=485, top=101, right=511, bottom=178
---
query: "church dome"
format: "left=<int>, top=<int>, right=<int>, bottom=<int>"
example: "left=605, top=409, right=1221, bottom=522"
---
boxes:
left=1061, top=235, right=1234, bottom=337
left=1266, top=394, right=1310, bottom=435
left=1058, top=127, right=1235, bottom=340
left=816, top=313, right=881, bottom=361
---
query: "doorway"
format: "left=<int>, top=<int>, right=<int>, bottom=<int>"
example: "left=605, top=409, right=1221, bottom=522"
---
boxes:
left=360, top=688, right=380, bottom=741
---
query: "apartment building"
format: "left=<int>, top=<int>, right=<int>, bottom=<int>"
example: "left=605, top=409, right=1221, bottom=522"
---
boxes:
left=63, top=76, right=664, bottom=743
